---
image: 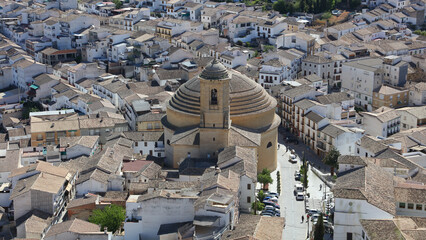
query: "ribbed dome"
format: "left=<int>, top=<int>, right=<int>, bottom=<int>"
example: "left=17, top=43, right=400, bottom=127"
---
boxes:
left=167, top=69, right=277, bottom=117
left=199, top=59, right=229, bottom=80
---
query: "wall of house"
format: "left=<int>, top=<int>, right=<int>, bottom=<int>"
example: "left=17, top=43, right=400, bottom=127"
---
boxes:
left=239, top=175, right=255, bottom=213
left=126, top=197, right=196, bottom=240
left=334, top=198, right=394, bottom=240
left=13, top=191, right=32, bottom=220
left=398, top=110, right=418, bottom=130
left=66, top=145, right=93, bottom=159
left=133, top=141, right=165, bottom=158
left=0, top=191, right=11, bottom=208
left=76, top=179, right=107, bottom=196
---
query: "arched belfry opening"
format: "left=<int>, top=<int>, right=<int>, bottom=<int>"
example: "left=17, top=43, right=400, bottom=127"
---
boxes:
left=211, top=89, right=218, bottom=105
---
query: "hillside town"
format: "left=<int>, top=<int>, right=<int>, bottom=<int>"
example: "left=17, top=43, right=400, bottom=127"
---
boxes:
left=0, top=0, right=425, bottom=239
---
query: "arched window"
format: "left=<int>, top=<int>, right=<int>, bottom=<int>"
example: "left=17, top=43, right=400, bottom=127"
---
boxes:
left=267, top=142, right=272, bottom=148
left=211, top=89, right=217, bottom=105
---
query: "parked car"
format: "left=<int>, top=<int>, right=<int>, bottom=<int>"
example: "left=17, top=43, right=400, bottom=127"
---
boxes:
left=263, top=201, right=280, bottom=209
left=307, top=209, right=321, bottom=216
left=310, top=213, right=320, bottom=222
left=264, top=205, right=279, bottom=212
left=294, top=172, right=301, bottom=181
left=285, top=137, right=299, bottom=144
left=296, top=192, right=304, bottom=201
left=294, top=184, right=304, bottom=193
left=262, top=210, right=280, bottom=217
left=261, top=212, right=273, bottom=217
left=267, top=192, right=279, bottom=198
left=289, top=154, right=297, bottom=163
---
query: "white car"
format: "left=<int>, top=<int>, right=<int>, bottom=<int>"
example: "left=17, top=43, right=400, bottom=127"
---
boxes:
left=294, top=184, right=304, bottom=193
left=296, top=192, right=304, bottom=201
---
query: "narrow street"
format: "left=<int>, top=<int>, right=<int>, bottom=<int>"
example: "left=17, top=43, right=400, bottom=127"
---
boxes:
left=272, top=132, right=331, bottom=240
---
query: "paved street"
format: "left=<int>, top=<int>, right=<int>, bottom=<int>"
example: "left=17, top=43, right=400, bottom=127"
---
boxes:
left=275, top=133, right=330, bottom=240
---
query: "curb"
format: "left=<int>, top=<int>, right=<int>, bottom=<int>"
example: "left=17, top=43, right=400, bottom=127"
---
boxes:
left=311, top=167, right=334, bottom=189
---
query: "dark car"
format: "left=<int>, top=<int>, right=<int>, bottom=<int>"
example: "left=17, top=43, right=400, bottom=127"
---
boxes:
left=285, top=137, right=299, bottom=144
left=294, top=172, right=301, bottom=181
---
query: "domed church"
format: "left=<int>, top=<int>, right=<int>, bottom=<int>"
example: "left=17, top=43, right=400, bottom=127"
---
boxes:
left=162, top=59, right=280, bottom=172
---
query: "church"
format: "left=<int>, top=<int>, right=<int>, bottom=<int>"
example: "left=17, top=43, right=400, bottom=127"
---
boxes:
left=162, top=59, right=280, bottom=172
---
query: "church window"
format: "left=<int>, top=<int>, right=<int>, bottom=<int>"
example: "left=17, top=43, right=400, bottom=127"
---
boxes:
left=211, top=89, right=218, bottom=105
left=267, top=142, right=272, bottom=148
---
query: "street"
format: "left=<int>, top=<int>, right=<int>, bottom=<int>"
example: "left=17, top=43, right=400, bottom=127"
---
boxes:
left=264, top=132, right=331, bottom=240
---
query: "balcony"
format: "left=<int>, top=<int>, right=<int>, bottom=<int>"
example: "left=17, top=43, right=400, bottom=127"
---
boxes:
left=316, top=141, right=326, bottom=151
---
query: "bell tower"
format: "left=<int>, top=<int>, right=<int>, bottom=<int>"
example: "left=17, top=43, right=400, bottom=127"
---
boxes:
left=199, top=59, right=231, bottom=129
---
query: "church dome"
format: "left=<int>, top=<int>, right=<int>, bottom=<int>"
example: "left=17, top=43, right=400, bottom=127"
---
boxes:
left=165, top=61, right=277, bottom=129
left=199, top=59, right=229, bottom=80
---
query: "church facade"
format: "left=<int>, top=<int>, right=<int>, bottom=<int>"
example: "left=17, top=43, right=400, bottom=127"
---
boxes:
left=162, top=59, right=280, bottom=171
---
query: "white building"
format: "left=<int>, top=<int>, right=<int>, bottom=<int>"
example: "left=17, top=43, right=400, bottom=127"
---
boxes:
left=124, top=192, right=197, bottom=240
left=122, top=131, right=165, bottom=157
left=362, top=106, right=401, bottom=137
left=333, top=164, right=395, bottom=240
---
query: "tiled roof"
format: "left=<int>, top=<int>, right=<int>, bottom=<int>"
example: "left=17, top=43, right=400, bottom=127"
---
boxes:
left=316, top=92, right=353, bottom=105
left=357, top=135, right=389, bottom=156
left=222, top=214, right=285, bottom=240
left=332, top=164, right=396, bottom=215
left=45, top=218, right=101, bottom=238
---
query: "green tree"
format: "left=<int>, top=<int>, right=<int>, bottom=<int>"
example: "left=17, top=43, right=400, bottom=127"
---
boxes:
left=300, top=0, right=306, bottom=12
left=113, top=0, right=123, bottom=9
left=323, top=147, right=340, bottom=176
left=314, top=213, right=325, bottom=240
left=273, top=0, right=286, bottom=14
left=89, top=204, right=125, bottom=233
left=302, top=162, right=309, bottom=189
left=257, top=168, right=273, bottom=190
left=328, top=0, right=335, bottom=11
left=257, top=190, right=266, bottom=202
left=252, top=201, right=265, bottom=215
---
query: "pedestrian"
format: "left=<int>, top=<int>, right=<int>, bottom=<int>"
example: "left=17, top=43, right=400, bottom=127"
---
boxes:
left=320, top=184, right=322, bottom=191
left=301, top=215, right=304, bottom=223
left=278, top=145, right=280, bottom=150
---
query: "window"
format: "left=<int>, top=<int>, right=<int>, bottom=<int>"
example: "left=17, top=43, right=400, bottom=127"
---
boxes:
left=211, top=89, right=218, bottom=105
left=247, top=196, right=251, bottom=203
left=407, top=203, right=414, bottom=209
left=247, top=184, right=251, bottom=190
left=362, top=231, right=365, bottom=239
left=357, top=148, right=359, bottom=154
left=213, top=137, right=215, bottom=141
left=399, top=202, right=406, bottom=208
left=135, top=142, right=138, bottom=147
left=144, top=142, right=147, bottom=147
left=167, top=140, right=170, bottom=145
left=267, top=142, right=272, bottom=148
left=416, top=204, right=422, bottom=210
left=147, top=123, right=152, bottom=129
left=347, top=232, right=353, bottom=240
left=158, top=153, right=161, bottom=157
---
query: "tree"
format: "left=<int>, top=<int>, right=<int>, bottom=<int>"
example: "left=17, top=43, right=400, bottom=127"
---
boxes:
left=300, top=0, right=306, bottom=13
left=301, top=162, right=309, bottom=189
left=113, top=0, right=123, bottom=9
left=252, top=201, right=265, bottom=215
left=314, top=213, right=325, bottom=240
left=257, top=190, right=266, bottom=202
left=89, top=204, right=125, bottom=233
left=323, top=147, right=340, bottom=176
left=257, top=168, right=273, bottom=190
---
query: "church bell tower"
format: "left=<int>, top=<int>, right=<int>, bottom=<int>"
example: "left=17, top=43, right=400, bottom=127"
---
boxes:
left=199, top=59, right=231, bottom=129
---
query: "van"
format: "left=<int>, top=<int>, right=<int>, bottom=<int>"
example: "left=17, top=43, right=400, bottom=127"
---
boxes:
left=294, top=184, right=304, bottom=193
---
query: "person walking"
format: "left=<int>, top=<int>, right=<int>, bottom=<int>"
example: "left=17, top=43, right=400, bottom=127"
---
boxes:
left=320, top=184, right=322, bottom=191
left=301, top=215, right=304, bottom=223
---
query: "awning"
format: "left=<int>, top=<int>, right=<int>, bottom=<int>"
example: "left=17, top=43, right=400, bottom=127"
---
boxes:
left=30, top=84, right=39, bottom=90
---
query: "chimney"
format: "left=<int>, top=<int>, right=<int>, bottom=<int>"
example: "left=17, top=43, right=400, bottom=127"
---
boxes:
left=104, top=227, right=108, bottom=234
left=215, top=166, right=221, bottom=174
